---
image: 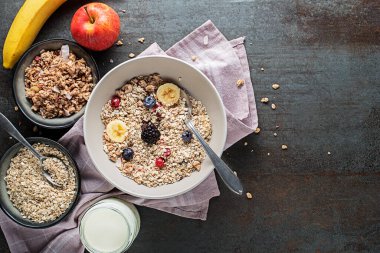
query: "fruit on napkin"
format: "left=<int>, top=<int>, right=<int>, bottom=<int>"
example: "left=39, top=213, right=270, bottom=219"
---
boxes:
left=156, top=83, right=181, bottom=106
left=2, top=0, right=66, bottom=69
left=70, top=3, right=120, bottom=51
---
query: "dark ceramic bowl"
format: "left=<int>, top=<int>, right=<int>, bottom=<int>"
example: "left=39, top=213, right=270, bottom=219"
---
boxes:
left=13, top=39, right=99, bottom=129
left=0, top=137, right=81, bottom=228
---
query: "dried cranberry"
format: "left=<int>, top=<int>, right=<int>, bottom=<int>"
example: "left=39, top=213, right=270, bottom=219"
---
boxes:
left=163, top=148, right=171, bottom=157
left=110, top=95, right=121, bottom=108
left=34, top=56, right=41, bottom=62
left=155, top=157, right=165, bottom=168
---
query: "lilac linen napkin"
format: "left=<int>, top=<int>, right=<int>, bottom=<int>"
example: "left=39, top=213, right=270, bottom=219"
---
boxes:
left=0, top=20, right=257, bottom=253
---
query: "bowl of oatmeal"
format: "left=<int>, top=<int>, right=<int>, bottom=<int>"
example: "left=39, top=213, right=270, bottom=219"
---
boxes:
left=84, top=56, right=227, bottom=199
left=0, top=137, right=80, bottom=228
left=13, top=39, right=99, bottom=129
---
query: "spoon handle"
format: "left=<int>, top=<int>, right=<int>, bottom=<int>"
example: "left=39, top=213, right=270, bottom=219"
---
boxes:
left=0, top=113, right=43, bottom=160
left=186, top=120, right=244, bottom=195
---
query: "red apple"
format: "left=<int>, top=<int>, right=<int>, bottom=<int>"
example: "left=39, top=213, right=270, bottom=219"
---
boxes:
left=70, top=3, right=120, bottom=51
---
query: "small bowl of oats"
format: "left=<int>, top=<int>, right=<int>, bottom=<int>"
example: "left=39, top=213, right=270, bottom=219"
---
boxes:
left=0, top=137, right=80, bottom=228
left=84, top=56, right=227, bottom=199
left=13, top=39, right=99, bottom=129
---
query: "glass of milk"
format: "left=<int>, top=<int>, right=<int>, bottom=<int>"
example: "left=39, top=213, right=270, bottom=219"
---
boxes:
left=79, top=198, right=140, bottom=253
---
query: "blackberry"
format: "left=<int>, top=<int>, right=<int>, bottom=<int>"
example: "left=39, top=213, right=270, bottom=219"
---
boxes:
left=141, top=121, right=161, bottom=144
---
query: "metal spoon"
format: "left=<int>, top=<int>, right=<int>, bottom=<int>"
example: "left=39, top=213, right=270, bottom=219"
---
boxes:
left=0, top=113, right=63, bottom=188
left=180, top=90, right=244, bottom=195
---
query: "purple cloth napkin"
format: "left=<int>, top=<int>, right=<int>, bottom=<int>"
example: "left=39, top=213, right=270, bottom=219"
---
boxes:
left=0, top=20, right=257, bottom=253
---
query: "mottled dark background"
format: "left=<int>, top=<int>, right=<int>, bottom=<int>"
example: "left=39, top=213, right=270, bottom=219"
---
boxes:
left=0, top=0, right=379, bottom=252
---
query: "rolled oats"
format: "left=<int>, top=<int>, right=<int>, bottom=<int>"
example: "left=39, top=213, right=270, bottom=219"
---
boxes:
left=236, top=79, right=245, bottom=87
left=272, top=83, right=280, bottom=90
left=4, top=144, right=77, bottom=223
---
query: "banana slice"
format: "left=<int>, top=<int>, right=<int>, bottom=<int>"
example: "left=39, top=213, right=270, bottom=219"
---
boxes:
left=156, top=83, right=181, bottom=106
left=106, top=119, right=128, bottom=143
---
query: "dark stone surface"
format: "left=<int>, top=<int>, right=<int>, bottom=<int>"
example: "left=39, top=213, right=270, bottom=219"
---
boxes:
left=0, top=0, right=379, bottom=252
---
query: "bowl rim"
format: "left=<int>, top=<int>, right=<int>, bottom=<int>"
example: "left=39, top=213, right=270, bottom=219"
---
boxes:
left=13, top=38, right=100, bottom=129
left=84, top=55, right=227, bottom=199
left=0, top=137, right=81, bottom=228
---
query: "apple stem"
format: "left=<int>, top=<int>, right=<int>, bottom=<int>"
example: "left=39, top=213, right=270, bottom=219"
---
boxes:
left=84, top=6, right=95, bottom=24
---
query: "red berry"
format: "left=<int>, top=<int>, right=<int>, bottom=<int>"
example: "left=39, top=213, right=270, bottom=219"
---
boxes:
left=163, top=148, right=171, bottom=157
left=155, top=157, right=165, bottom=168
left=34, top=56, right=41, bottom=62
left=152, top=102, right=161, bottom=112
left=111, top=95, right=121, bottom=108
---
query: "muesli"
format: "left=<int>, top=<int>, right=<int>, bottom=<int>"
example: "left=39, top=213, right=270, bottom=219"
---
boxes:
left=24, top=46, right=94, bottom=118
left=101, top=73, right=212, bottom=187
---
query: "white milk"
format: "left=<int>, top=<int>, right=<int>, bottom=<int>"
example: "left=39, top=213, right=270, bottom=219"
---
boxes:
left=79, top=198, right=140, bottom=253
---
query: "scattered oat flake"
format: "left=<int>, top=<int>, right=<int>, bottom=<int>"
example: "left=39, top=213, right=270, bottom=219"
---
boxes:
left=251, top=149, right=254, bottom=152
left=282, top=144, right=288, bottom=150
left=272, top=83, right=280, bottom=90
left=9, top=137, right=13, bottom=140
left=121, top=9, right=126, bottom=13
left=138, top=37, right=145, bottom=43
left=276, top=125, right=280, bottom=129
left=328, top=152, right=331, bottom=155
left=14, top=106, right=19, bottom=111
left=33, top=126, right=38, bottom=132
left=244, top=142, right=248, bottom=146
left=203, top=35, right=209, bottom=45
left=116, top=40, right=123, bottom=46
left=261, top=97, right=269, bottom=103
left=236, top=79, right=245, bottom=88
left=129, top=53, right=135, bottom=58
left=233, top=171, right=237, bottom=176
left=271, top=103, right=276, bottom=110
left=254, top=127, right=261, bottom=134
left=267, top=152, right=270, bottom=156
left=246, top=192, right=253, bottom=199
left=274, top=132, right=277, bottom=137
left=191, top=55, right=197, bottom=61
left=260, top=67, right=264, bottom=71
left=109, top=59, right=114, bottom=63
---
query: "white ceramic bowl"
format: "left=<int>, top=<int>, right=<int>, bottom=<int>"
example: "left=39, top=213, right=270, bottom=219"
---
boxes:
left=84, top=56, right=226, bottom=199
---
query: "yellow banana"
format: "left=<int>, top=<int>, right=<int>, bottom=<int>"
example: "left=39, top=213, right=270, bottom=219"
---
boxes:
left=106, top=120, right=128, bottom=143
left=157, top=83, right=181, bottom=106
left=3, top=0, right=66, bottom=69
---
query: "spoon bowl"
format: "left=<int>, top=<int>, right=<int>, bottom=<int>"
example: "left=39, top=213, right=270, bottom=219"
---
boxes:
left=0, top=113, right=66, bottom=187
left=0, top=137, right=81, bottom=228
